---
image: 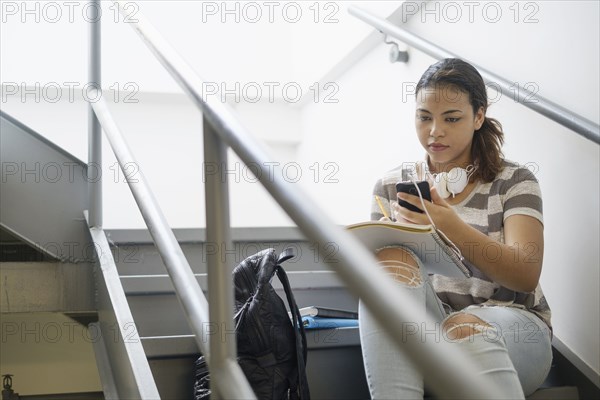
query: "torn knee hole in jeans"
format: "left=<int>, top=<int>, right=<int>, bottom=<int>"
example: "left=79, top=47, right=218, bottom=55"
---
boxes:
left=444, top=321, right=495, bottom=341
left=378, top=260, right=422, bottom=287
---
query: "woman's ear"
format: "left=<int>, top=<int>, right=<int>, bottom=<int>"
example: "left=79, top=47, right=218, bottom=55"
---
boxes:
left=474, top=106, right=485, bottom=130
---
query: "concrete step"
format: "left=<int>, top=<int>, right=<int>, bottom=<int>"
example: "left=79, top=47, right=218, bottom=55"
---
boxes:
left=142, top=335, right=198, bottom=359
left=120, top=271, right=346, bottom=294
left=527, top=386, right=579, bottom=399
left=108, top=228, right=338, bottom=277
left=140, top=325, right=363, bottom=359
left=148, top=355, right=197, bottom=400
left=142, top=330, right=583, bottom=400
left=122, top=269, right=358, bottom=337
left=142, top=327, right=369, bottom=400
left=19, top=392, right=105, bottom=399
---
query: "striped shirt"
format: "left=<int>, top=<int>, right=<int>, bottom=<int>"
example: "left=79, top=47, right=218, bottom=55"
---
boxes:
left=371, top=160, right=552, bottom=329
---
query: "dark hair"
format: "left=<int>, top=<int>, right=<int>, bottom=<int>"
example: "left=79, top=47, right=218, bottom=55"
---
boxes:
left=415, top=58, right=504, bottom=183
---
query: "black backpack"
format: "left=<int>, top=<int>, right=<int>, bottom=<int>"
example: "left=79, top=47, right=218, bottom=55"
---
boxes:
left=194, top=248, right=310, bottom=400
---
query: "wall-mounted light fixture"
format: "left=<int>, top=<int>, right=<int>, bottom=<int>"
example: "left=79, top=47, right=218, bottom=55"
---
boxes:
left=383, top=34, right=409, bottom=63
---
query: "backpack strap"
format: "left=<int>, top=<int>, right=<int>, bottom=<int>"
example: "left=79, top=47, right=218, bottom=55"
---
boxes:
left=277, top=247, right=295, bottom=264
left=276, top=249, right=311, bottom=400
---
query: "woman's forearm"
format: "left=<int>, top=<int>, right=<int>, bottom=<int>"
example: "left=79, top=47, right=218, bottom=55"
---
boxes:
left=444, top=218, right=543, bottom=293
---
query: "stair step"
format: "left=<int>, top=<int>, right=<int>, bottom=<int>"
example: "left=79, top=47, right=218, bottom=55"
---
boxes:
left=127, top=288, right=358, bottom=337
left=141, top=326, right=362, bottom=359
left=527, top=386, right=579, bottom=399
left=142, top=335, right=198, bottom=359
left=120, top=271, right=343, bottom=294
left=128, top=293, right=190, bottom=337
left=123, top=270, right=358, bottom=337
left=148, top=356, right=196, bottom=400
left=141, top=330, right=584, bottom=400
left=142, top=327, right=368, bottom=400
left=110, top=236, right=337, bottom=277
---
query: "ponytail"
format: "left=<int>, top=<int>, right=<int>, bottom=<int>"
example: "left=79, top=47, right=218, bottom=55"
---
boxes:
left=471, top=116, right=504, bottom=183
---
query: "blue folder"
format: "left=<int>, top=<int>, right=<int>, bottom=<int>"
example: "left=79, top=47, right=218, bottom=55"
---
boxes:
left=301, top=316, right=359, bottom=330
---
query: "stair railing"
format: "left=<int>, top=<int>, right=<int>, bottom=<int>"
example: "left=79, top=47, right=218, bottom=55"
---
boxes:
left=85, top=0, right=533, bottom=398
left=86, top=1, right=252, bottom=397
left=348, top=6, right=600, bottom=145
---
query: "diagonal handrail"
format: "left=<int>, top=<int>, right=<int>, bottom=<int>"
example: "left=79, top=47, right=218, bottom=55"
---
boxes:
left=109, top=1, right=507, bottom=399
left=348, top=6, right=600, bottom=145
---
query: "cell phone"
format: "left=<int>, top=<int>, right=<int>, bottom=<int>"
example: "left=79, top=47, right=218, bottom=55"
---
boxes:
left=396, top=181, right=431, bottom=213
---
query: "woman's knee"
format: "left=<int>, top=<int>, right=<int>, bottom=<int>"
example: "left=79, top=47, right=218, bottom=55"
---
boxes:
left=375, top=246, right=422, bottom=287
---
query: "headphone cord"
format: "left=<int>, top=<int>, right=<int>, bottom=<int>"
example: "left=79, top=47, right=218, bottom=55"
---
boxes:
left=410, top=177, right=465, bottom=262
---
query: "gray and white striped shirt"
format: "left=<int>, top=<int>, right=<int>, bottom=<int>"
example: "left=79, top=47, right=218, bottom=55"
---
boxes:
left=371, top=160, right=551, bottom=328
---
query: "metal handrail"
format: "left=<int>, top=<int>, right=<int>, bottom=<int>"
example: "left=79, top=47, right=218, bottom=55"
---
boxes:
left=348, top=6, right=600, bottom=145
left=109, top=1, right=505, bottom=399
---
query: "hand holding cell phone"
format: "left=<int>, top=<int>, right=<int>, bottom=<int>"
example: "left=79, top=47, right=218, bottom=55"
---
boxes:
left=396, top=181, right=431, bottom=214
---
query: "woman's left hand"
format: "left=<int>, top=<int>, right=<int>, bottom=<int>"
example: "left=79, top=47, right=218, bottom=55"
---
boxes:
left=394, top=187, right=463, bottom=233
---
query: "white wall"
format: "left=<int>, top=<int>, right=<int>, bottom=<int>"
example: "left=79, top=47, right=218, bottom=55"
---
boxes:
left=297, top=0, right=600, bottom=378
left=0, top=90, right=304, bottom=228
left=1, top=0, right=599, bottom=379
left=0, top=0, right=398, bottom=229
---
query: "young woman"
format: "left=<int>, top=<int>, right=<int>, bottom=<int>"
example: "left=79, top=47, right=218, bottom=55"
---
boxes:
left=359, top=58, right=552, bottom=399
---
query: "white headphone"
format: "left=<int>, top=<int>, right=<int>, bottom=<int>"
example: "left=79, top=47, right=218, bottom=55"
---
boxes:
left=413, top=162, right=477, bottom=199
left=432, top=165, right=477, bottom=198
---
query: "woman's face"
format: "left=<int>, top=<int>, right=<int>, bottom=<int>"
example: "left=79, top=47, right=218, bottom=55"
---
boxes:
left=415, top=85, right=484, bottom=172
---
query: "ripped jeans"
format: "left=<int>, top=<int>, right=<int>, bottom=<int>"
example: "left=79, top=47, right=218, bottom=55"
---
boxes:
left=358, top=246, right=552, bottom=399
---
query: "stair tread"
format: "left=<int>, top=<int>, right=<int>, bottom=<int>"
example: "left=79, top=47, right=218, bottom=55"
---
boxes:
left=527, top=386, right=579, bottom=399
left=120, top=271, right=343, bottom=295
left=141, top=326, right=362, bottom=359
left=142, top=335, right=199, bottom=359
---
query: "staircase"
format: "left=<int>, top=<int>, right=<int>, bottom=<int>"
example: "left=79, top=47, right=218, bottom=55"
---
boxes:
left=3, top=111, right=600, bottom=399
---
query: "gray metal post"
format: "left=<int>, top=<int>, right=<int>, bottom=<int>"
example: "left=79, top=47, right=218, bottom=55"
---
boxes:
left=203, top=117, right=238, bottom=394
left=88, top=0, right=102, bottom=227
